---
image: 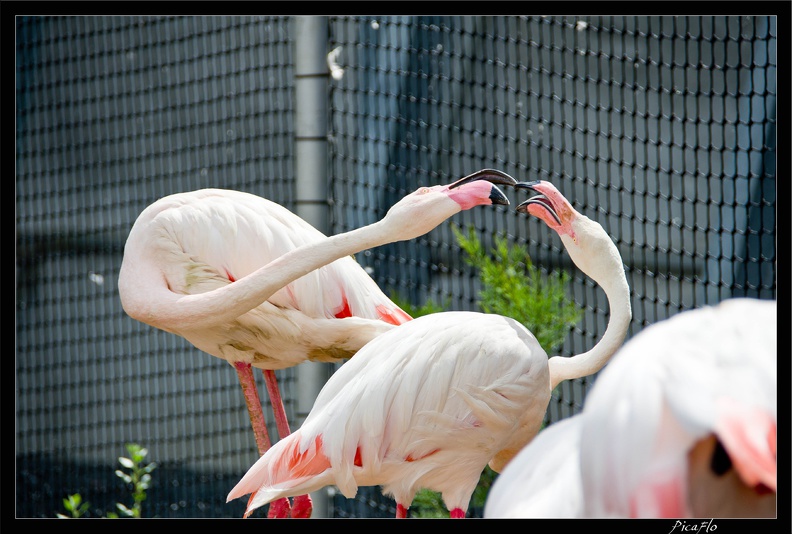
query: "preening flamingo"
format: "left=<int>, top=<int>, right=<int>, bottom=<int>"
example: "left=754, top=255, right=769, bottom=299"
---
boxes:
left=579, top=297, right=777, bottom=518
left=484, top=298, right=776, bottom=519
left=117, top=169, right=516, bottom=518
left=226, top=180, right=632, bottom=518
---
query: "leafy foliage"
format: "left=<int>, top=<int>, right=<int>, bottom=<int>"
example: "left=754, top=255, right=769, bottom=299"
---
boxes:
left=57, top=493, right=90, bottom=518
left=57, top=443, right=157, bottom=518
left=452, top=225, right=581, bottom=353
left=111, top=443, right=158, bottom=518
left=409, top=488, right=450, bottom=518
left=394, top=225, right=581, bottom=517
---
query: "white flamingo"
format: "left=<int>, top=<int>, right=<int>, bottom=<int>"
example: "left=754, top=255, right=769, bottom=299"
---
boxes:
left=580, top=297, right=777, bottom=518
left=226, top=180, right=632, bottom=518
left=485, top=297, right=776, bottom=519
left=117, top=169, right=517, bottom=517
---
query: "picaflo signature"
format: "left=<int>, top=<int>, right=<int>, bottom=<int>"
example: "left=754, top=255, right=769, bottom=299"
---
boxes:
left=668, top=519, right=717, bottom=533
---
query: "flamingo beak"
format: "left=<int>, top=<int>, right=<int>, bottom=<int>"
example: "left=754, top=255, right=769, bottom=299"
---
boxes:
left=448, top=169, right=518, bottom=206
left=514, top=181, right=562, bottom=226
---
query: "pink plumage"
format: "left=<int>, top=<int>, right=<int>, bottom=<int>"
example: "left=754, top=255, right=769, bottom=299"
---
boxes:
left=485, top=297, right=776, bottom=519
left=228, top=180, right=634, bottom=518
left=581, top=297, right=777, bottom=518
left=228, top=311, right=553, bottom=518
left=117, top=170, right=516, bottom=517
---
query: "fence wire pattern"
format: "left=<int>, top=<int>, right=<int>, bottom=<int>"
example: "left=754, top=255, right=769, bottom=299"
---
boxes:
left=16, top=15, right=777, bottom=518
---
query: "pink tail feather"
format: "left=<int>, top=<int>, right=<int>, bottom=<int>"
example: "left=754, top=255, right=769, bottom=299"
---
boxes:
left=228, top=432, right=331, bottom=513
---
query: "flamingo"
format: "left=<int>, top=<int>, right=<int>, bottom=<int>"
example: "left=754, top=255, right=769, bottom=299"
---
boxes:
left=579, top=297, right=777, bottom=518
left=226, top=179, right=632, bottom=518
left=117, top=169, right=517, bottom=518
left=484, top=297, right=776, bottom=519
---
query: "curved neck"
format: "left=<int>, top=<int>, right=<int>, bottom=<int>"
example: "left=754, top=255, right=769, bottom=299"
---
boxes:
left=168, top=220, right=391, bottom=331
left=548, top=241, right=632, bottom=390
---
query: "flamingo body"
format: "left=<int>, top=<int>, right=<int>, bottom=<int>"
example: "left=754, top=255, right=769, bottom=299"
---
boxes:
left=485, top=297, right=776, bottom=519
left=117, top=170, right=517, bottom=517
left=228, top=311, right=552, bottom=517
left=228, top=180, right=634, bottom=517
left=580, top=297, right=777, bottom=518
left=120, top=188, right=410, bottom=371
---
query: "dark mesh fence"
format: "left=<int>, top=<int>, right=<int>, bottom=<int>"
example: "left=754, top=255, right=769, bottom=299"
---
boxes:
left=16, top=15, right=777, bottom=518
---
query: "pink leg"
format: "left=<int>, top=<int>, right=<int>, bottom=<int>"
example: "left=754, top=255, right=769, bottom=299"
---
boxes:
left=261, top=369, right=313, bottom=519
left=449, top=508, right=466, bottom=519
left=290, top=494, right=313, bottom=518
left=234, top=362, right=272, bottom=454
left=262, top=369, right=293, bottom=440
left=233, top=362, right=292, bottom=518
left=396, top=503, right=409, bottom=518
left=265, top=496, right=292, bottom=519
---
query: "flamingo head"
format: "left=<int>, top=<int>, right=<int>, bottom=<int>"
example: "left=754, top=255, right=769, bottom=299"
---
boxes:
left=514, top=180, right=579, bottom=243
left=444, top=168, right=516, bottom=209
left=382, top=169, right=516, bottom=241
left=514, top=179, right=631, bottom=313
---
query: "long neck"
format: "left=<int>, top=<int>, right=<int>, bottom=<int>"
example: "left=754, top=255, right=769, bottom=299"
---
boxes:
left=548, top=227, right=632, bottom=390
left=168, top=220, right=392, bottom=330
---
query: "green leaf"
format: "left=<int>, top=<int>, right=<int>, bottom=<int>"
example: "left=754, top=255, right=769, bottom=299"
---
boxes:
left=57, top=443, right=157, bottom=518
left=116, top=503, right=134, bottom=517
left=410, top=489, right=449, bottom=518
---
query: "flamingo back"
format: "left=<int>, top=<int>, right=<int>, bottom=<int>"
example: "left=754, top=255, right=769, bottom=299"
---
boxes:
left=228, top=311, right=552, bottom=515
left=145, top=189, right=410, bottom=323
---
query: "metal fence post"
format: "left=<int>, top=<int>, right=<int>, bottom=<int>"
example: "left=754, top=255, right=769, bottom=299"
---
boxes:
left=293, top=15, right=331, bottom=518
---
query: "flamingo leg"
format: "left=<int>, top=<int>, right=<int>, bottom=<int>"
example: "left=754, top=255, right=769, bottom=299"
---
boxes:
left=262, top=369, right=293, bottom=440
left=234, top=362, right=272, bottom=454
left=261, top=369, right=313, bottom=519
left=233, top=362, right=292, bottom=518
left=396, top=503, right=409, bottom=518
left=449, top=508, right=466, bottom=519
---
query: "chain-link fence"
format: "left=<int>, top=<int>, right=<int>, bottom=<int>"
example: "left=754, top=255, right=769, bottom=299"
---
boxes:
left=16, top=15, right=777, bottom=518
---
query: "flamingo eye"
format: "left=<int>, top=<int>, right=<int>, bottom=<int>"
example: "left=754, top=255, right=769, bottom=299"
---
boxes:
left=419, top=187, right=431, bottom=194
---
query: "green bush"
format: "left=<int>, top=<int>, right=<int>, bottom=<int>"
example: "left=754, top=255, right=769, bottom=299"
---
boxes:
left=57, top=443, right=157, bottom=518
left=392, top=225, right=581, bottom=517
left=452, top=225, right=581, bottom=353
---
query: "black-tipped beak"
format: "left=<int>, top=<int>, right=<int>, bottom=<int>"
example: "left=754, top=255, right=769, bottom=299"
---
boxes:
left=514, top=180, right=542, bottom=192
left=489, top=186, right=510, bottom=206
left=449, top=169, right=518, bottom=189
left=449, top=169, right=517, bottom=206
left=515, top=181, right=562, bottom=225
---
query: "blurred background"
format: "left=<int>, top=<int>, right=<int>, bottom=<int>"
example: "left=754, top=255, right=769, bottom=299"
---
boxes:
left=16, top=15, right=777, bottom=518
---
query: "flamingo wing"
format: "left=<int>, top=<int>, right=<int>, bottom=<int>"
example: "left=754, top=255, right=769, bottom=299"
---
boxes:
left=228, top=311, right=551, bottom=516
left=128, top=188, right=409, bottom=322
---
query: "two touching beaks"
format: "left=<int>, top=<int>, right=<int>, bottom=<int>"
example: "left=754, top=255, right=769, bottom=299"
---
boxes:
left=455, top=168, right=549, bottom=210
